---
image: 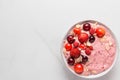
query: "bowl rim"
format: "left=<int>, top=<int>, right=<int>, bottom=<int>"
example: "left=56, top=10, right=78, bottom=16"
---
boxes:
left=61, top=20, right=119, bottom=79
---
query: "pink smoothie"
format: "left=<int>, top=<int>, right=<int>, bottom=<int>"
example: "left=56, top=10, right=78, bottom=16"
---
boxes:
left=62, top=21, right=116, bottom=76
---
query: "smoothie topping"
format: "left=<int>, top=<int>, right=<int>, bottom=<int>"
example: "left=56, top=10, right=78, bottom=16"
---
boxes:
left=73, top=27, right=81, bottom=35
left=67, top=35, right=75, bottom=44
left=81, top=55, right=88, bottom=63
left=90, top=27, right=95, bottom=35
left=96, top=27, right=105, bottom=38
left=75, top=56, right=82, bottom=63
left=74, top=63, right=84, bottom=74
left=85, top=47, right=91, bottom=55
left=89, top=35, right=95, bottom=43
left=65, top=43, right=72, bottom=51
left=78, top=33, right=89, bottom=43
left=79, top=44, right=86, bottom=50
left=83, top=23, right=91, bottom=31
left=70, top=48, right=81, bottom=58
left=73, top=41, right=79, bottom=48
left=67, top=57, right=75, bottom=65
left=87, top=46, right=93, bottom=50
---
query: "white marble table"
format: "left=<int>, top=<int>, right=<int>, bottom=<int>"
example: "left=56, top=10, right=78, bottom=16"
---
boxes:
left=0, top=0, right=120, bottom=80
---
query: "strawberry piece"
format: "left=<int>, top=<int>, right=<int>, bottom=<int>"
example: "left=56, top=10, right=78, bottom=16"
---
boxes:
left=78, top=33, right=88, bottom=43
left=90, top=28, right=95, bottom=35
left=70, top=48, right=81, bottom=58
left=73, top=41, right=79, bottom=48
left=79, top=44, right=86, bottom=50
left=85, top=47, right=91, bottom=55
left=73, top=27, right=81, bottom=35
left=88, top=46, right=93, bottom=50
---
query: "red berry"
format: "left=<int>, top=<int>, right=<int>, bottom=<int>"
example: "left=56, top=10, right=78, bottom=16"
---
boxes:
left=67, top=35, right=75, bottom=44
left=96, top=27, right=105, bottom=38
left=74, top=63, right=83, bottom=74
left=73, top=27, right=81, bottom=35
left=90, top=28, right=95, bottom=35
left=73, top=42, right=79, bottom=48
left=79, top=44, right=86, bottom=50
left=67, top=57, right=75, bottom=65
left=70, top=48, right=81, bottom=58
left=83, top=23, right=91, bottom=31
left=78, top=33, right=88, bottom=43
left=65, top=43, right=72, bottom=51
left=89, top=35, right=95, bottom=43
left=81, top=55, right=88, bottom=63
left=88, top=46, right=93, bottom=50
left=85, top=48, right=91, bottom=55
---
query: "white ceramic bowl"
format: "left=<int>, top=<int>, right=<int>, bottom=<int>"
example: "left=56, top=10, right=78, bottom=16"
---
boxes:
left=61, top=20, right=119, bottom=79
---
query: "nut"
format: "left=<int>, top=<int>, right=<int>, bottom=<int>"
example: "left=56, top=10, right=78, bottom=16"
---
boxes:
left=75, top=56, right=82, bottom=63
left=75, top=24, right=81, bottom=28
left=86, top=41, right=91, bottom=46
left=109, top=41, right=113, bottom=46
left=105, top=44, right=110, bottom=50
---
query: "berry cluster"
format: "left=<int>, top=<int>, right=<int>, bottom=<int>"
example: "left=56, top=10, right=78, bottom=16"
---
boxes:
left=64, top=22, right=105, bottom=74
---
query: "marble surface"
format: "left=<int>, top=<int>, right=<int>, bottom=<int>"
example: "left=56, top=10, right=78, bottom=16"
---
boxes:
left=0, top=0, right=120, bottom=80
